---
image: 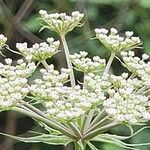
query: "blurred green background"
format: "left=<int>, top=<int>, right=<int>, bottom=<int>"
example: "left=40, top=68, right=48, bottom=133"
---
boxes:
left=0, top=0, right=150, bottom=149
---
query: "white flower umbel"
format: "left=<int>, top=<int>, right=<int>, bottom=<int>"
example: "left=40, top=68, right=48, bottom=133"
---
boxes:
left=16, top=38, right=60, bottom=61
left=39, top=10, right=84, bottom=35
left=0, top=76, right=29, bottom=111
left=95, top=28, right=142, bottom=53
left=30, top=64, right=105, bottom=121
left=31, top=85, right=105, bottom=121
left=0, top=34, right=7, bottom=49
left=103, top=73, right=150, bottom=125
left=121, top=51, right=150, bottom=86
left=0, top=58, right=36, bottom=78
left=84, top=73, right=111, bottom=92
left=70, top=51, right=106, bottom=74
left=36, top=64, right=70, bottom=87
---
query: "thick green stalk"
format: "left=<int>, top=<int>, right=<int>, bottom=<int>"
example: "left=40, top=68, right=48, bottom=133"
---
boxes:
left=74, top=143, right=81, bottom=150
left=82, top=110, right=94, bottom=133
left=104, top=52, right=116, bottom=74
left=89, top=109, right=106, bottom=127
left=69, top=122, right=82, bottom=139
left=41, top=60, right=49, bottom=70
left=83, top=122, right=118, bottom=140
left=21, top=102, right=76, bottom=136
left=60, top=34, right=75, bottom=88
left=84, top=116, right=110, bottom=134
left=74, top=141, right=86, bottom=150
left=13, top=107, right=77, bottom=139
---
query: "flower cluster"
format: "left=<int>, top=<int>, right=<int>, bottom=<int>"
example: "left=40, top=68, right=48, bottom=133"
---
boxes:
left=16, top=38, right=60, bottom=61
left=31, top=85, right=105, bottom=121
left=0, top=58, right=35, bottom=110
left=39, top=10, right=84, bottom=35
left=30, top=65, right=105, bottom=120
left=95, top=28, right=141, bottom=52
left=0, top=76, right=29, bottom=111
left=70, top=51, right=106, bottom=74
left=32, top=64, right=70, bottom=87
left=103, top=73, right=150, bottom=124
left=84, top=73, right=111, bottom=92
left=0, top=34, right=7, bottom=49
left=121, top=51, right=150, bottom=84
left=0, top=58, right=36, bottom=78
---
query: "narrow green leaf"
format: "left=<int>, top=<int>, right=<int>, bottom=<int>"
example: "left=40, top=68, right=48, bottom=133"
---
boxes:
left=0, top=132, right=72, bottom=146
left=91, top=135, right=139, bottom=150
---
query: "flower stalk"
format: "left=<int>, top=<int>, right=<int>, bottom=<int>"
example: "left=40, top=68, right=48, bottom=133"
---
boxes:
left=60, top=34, right=76, bottom=88
left=104, top=52, right=116, bottom=74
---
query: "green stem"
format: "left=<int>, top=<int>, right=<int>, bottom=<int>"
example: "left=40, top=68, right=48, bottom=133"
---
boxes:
left=104, top=52, right=116, bottom=74
left=89, top=109, right=106, bottom=127
left=21, top=102, right=76, bottom=136
left=83, top=122, right=118, bottom=140
left=74, top=143, right=81, bottom=150
left=60, top=34, right=75, bottom=88
left=13, top=106, right=77, bottom=139
left=69, top=122, right=82, bottom=139
left=83, top=73, right=87, bottom=89
left=84, top=116, right=110, bottom=135
left=41, top=60, right=49, bottom=70
left=82, top=110, right=94, bottom=133
left=74, top=141, right=86, bottom=150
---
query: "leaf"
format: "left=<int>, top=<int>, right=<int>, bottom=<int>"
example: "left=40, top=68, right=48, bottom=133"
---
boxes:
left=107, top=126, right=150, bottom=140
left=103, top=143, right=125, bottom=150
left=0, top=132, right=72, bottom=146
left=90, top=134, right=139, bottom=150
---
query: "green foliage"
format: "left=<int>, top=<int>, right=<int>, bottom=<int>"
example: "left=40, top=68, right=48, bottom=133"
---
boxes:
left=0, top=132, right=72, bottom=146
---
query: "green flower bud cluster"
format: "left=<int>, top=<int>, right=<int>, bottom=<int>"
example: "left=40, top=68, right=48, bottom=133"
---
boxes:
left=70, top=51, right=106, bottom=73
left=39, top=10, right=84, bottom=35
left=95, top=28, right=142, bottom=52
left=16, top=38, right=60, bottom=61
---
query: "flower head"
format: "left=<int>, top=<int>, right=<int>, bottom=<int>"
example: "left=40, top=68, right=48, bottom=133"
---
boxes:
left=103, top=73, right=150, bottom=124
left=95, top=28, right=142, bottom=53
left=0, top=58, right=36, bottom=78
left=70, top=51, right=106, bottom=74
left=16, top=38, right=60, bottom=62
left=39, top=10, right=84, bottom=35
left=0, top=76, right=29, bottom=111
left=30, top=64, right=105, bottom=121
